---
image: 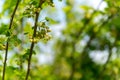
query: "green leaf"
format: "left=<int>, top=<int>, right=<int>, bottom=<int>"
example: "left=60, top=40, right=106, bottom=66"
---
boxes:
left=112, top=17, right=120, bottom=26
left=80, top=5, right=93, bottom=11
left=45, top=17, right=59, bottom=24
left=0, top=24, right=9, bottom=35
left=9, top=35, right=22, bottom=46
left=0, top=35, right=7, bottom=43
left=0, top=44, right=6, bottom=50
left=24, top=23, right=33, bottom=35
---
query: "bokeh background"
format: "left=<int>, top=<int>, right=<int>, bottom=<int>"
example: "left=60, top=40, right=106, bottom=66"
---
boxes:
left=0, top=0, right=120, bottom=80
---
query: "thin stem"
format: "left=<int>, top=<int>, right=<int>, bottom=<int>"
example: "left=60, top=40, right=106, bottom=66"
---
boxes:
left=19, top=18, right=24, bottom=69
left=25, top=0, right=44, bottom=80
left=68, top=1, right=104, bottom=79
left=75, top=0, right=103, bottom=39
left=98, top=38, right=117, bottom=79
left=2, top=0, right=20, bottom=80
left=68, top=14, right=112, bottom=80
left=68, top=43, right=76, bottom=80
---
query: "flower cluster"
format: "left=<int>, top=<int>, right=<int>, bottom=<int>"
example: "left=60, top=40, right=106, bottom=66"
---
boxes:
left=29, top=22, right=52, bottom=43
left=37, top=22, right=52, bottom=40
left=23, top=2, right=41, bottom=17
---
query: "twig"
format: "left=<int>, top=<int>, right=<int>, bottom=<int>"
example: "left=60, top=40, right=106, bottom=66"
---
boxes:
left=19, top=18, right=24, bottom=69
left=68, top=42, right=76, bottom=80
left=98, top=36, right=117, bottom=80
left=68, top=14, right=112, bottom=79
left=25, top=0, right=44, bottom=80
left=68, top=1, right=104, bottom=79
left=2, top=0, right=20, bottom=80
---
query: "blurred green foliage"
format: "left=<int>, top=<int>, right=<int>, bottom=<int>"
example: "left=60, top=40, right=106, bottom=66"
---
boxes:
left=0, top=0, right=120, bottom=80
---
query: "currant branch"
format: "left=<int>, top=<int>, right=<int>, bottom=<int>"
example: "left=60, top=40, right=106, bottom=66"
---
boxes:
left=2, top=0, right=20, bottom=80
left=25, top=0, right=44, bottom=80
